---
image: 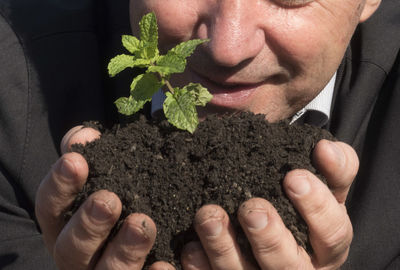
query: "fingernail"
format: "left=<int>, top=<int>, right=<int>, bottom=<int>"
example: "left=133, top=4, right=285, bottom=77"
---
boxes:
left=60, top=158, right=76, bottom=179
left=244, top=210, right=268, bottom=230
left=200, top=218, right=222, bottom=237
left=287, top=172, right=310, bottom=196
left=127, top=219, right=149, bottom=246
left=90, top=198, right=115, bottom=222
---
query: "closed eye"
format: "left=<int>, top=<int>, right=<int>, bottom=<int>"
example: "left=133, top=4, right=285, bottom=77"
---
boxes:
left=272, top=0, right=314, bottom=8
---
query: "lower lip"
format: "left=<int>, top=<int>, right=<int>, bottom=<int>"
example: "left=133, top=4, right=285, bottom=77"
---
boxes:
left=191, top=72, right=260, bottom=108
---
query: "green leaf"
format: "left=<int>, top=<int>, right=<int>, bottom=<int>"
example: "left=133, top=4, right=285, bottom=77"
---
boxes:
left=147, top=39, right=208, bottom=76
left=138, top=41, right=159, bottom=60
left=132, top=58, right=152, bottom=68
left=170, top=39, right=209, bottom=59
left=115, top=73, right=161, bottom=115
left=139, top=12, right=158, bottom=45
left=108, top=54, right=135, bottom=77
left=114, top=96, right=145, bottom=115
left=138, top=13, right=159, bottom=59
left=163, top=89, right=198, bottom=133
left=147, top=52, right=186, bottom=76
left=122, top=35, right=140, bottom=54
left=130, top=73, right=162, bottom=102
left=183, top=83, right=213, bottom=106
left=108, top=55, right=152, bottom=77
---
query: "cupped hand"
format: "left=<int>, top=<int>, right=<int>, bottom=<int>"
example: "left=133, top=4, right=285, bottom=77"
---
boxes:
left=35, top=126, right=174, bottom=270
left=181, top=139, right=358, bottom=270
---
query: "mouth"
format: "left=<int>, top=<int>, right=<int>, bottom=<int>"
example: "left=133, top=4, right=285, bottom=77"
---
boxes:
left=189, top=69, right=264, bottom=109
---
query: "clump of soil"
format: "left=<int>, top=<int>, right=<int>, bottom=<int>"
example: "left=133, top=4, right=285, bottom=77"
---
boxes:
left=68, top=112, right=333, bottom=268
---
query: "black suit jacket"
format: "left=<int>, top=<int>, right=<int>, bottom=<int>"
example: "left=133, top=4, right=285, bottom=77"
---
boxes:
left=330, top=1, right=400, bottom=268
left=0, top=0, right=129, bottom=268
left=0, top=0, right=398, bottom=269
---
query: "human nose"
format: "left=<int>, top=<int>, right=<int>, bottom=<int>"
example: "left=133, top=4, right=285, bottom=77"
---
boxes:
left=202, top=0, right=265, bottom=67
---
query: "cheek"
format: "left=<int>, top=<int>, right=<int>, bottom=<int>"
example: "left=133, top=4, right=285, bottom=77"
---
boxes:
left=269, top=6, right=358, bottom=77
left=301, top=2, right=360, bottom=57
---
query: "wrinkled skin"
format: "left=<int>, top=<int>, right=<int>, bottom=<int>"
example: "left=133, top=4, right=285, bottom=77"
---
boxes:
left=35, top=0, right=380, bottom=269
left=130, top=0, right=379, bottom=122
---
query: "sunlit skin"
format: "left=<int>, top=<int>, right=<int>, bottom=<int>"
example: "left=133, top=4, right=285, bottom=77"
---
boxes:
left=129, top=0, right=374, bottom=122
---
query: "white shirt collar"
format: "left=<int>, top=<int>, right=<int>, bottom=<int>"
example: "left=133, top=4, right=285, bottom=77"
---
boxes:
left=151, top=72, right=336, bottom=127
left=290, top=72, right=336, bottom=127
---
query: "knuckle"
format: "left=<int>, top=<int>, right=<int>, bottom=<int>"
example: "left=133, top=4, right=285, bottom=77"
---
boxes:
left=305, top=192, right=331, bottom=219
left=252, top=225, right=288, bottom=255
left=240, top=199, right=292, bottom=256
left=118, top=250, right=145, bottom=265
left=53, top=236, right=86, bottom=270
left=80, top=218, right=109, bottom=241
left=211, top=240, right=236, bottom=259
left=108, top=247, right=144, bottom=268
left=318, top=213, right=353, bottom=253
left=78, top=217, right=109, bottom=247
left=70, top=197, right=118, bottom=242
left=84, top=203, right=116, bottom=234
left=249, top=214, right=289, bottom=255
left=35, top=173, right=74, bottom=226
left=48, top=154, right=87, bottom=197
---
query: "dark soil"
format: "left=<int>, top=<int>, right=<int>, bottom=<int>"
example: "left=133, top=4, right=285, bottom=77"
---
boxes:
left=67, top=112, right=334, bottom=269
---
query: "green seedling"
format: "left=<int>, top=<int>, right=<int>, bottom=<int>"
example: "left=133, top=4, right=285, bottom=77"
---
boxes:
left=108, top=12, right=212, bottom=133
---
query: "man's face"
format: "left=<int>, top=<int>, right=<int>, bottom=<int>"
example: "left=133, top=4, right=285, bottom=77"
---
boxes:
left=130, top=0, right=367, bottom=122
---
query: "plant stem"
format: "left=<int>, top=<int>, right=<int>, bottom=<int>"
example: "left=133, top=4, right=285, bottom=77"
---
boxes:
left=165, top=79, right=175, bottom=94
left=156, top=71, right=175, bottom=94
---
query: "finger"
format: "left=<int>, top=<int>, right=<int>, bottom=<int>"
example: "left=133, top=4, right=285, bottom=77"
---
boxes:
left=61, top=125, right=101, bottom=154
left=313, top=140, right=359, bottom=203
left=194, top=205, right=252, bottom=270
left=35, top=152, right=89, bottom=249
left=284, top=169, right=353, bottom=268
left=53, top=190, right=122, bottom=270
left=181, top=241, right=211, bottom=270
left=149, top=261, right=176, bottom=270
left=96, top=213, right=157, bottom=270
left=237, top=198, right=312, bottom=269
